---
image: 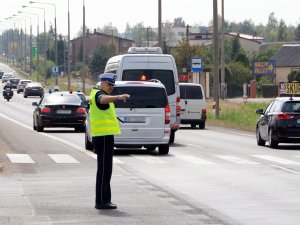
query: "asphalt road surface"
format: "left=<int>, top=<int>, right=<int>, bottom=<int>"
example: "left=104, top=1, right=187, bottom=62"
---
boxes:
left=1, top=63, right=300, bottom=225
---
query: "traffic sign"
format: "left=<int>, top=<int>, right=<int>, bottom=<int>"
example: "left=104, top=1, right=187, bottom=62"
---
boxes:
left=32, top=37, right=37, bottom=47
left=52, top=66, right=59, bottom=76
left=33, top=47, right=38, bottom=58
left=191, top=58, right=203, bottom=72
left=253, top=60, right=276, bottom=75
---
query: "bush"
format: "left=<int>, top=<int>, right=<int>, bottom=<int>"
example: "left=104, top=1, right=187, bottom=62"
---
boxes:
left=287, top=70, right=300, bottom=82
left=261, top=84, right=278, bottom=97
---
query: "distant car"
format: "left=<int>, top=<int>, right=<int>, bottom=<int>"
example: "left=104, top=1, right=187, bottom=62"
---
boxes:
left=256, top=96, right=300, bottom=148
left=0, top=71, right=4, bottom=79
left=17, top=80, right=32, bottom=93
left=85, top=81, right=171, bottom=154
left=32, top=92, right=87, bottom=132
left=23, top=82, right=44, bottom=98
left=9, top=78, right=20, bottom=89
left=2, top=73, right=14, bottom=83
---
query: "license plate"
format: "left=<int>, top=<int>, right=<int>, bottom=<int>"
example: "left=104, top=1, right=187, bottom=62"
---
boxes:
left=297, top=119, right=300, bottom=123
left=56, top=110, right=71, bottom=114
left=32, top=88, right=37, bottom=91
left=124, top=117, right=145, bottom=123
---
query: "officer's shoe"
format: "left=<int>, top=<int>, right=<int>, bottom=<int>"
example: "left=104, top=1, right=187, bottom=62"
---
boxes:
left=95, top=202, right=117, bottom=210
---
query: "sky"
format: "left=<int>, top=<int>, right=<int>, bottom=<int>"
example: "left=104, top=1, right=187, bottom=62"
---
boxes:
left=1, top=0, right=300, bottom=38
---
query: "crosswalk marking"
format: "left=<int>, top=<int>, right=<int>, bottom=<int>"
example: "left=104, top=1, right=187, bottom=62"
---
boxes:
left=176, top=155, right=215, bottom=165
left=48, top=154, right=79, bottom=164
left=87, top=154, right=125, bottom=164
left=251, top=155, right=300, bottom=165
left=6, top=154, right=35, bottom=163
left=215, top=155, right=259, bottom=164
left=134, top=156, right=167, bottom=164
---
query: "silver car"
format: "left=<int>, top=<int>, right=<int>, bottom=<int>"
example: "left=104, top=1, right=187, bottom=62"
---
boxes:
left=17, top=80, right=32, bottom=93
left=85, top=81, right=170, bottom=154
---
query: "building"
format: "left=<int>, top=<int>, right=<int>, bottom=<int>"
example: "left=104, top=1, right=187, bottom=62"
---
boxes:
left=71, top=29, right=134, bottom=66
left=271, top=44, right=300, bottom=82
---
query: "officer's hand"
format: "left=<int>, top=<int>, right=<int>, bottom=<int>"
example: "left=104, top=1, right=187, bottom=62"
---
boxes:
left=119, top=94, right=130, bottom=102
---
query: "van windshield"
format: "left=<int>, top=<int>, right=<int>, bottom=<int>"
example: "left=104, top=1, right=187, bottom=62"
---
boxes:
left=111, top=86, right=168, bottom=108
left=180, top=86, right=203, bottom=99
left=122, top=70, right=175, bottom=95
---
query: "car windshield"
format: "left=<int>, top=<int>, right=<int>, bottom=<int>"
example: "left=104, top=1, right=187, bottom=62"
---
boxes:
left=122, top=70, right=175, bottom=95
left=111, top=86, right=168, bottom=108
left=42, top=94, right=81, bottom=105
left=282, top=101, right=300, bottom=113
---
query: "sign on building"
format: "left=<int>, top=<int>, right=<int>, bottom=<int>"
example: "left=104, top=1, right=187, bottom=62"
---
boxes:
left=253, top=60, right=276, bottom=75
left=52, top=66, right=59, bottom=76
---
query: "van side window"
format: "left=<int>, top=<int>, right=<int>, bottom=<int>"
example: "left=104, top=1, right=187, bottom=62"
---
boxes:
left=122, top=70, right=175, bottom=96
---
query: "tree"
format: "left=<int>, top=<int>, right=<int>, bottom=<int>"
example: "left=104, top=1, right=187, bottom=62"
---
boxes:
left=267, top=12, right=278, bottom=29
left=235, top=50, right=249, bottom=68
left=89, top=45, right=114, bottom=75
left=96, top=23, right=119, bottom=36
left=231, top=36, right=240, bottom=60
left=57, top=35, right=65, bottom=67
left=295, top=24, right=300, bottom=41
left=277, top=19, right=287, bottom=41
left=173, top=17, right=185, bottom=27
left=288, top=70, right=300, bottom=82
left=226, top=61, right=252, bottom=84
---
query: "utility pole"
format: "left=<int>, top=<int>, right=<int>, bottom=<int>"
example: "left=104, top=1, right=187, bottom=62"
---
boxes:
left=220, top=0, right=226, bottom=99
left=186, top=24, right=190, bottom=44
left=158, top=0, right=162, bottom=48
left=67, top=0, right=71, bottom=90
left=82, top=0, right=86, bottom=93
left=213, top=0, right=219, bottom=118
left=146, top=27, right=150, bottom=47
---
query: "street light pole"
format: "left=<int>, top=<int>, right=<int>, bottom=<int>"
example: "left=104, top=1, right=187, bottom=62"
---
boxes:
left=23, top=5, right=46, bottom=83
left=213, top=0, right=219, bottom=118
left=68, top=0, right=71, bottom=90
left=29, top=1, right=57, bottom=85
left=158, top=0, right=162, bottom=48
left=19, top=10, right=39, bottom=82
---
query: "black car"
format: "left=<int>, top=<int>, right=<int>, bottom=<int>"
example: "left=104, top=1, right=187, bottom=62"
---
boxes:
left=0, top=71, right=4, bottom=79
left=256, top=97, right=300, bottom=148
left=24, top=82, right=44, bottom=98
left=9, top=78, right=20, bottom=89
left=32, top=92, right=87, bottom=132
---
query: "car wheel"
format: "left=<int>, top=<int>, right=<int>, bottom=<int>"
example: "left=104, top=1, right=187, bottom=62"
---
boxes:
left=169, top=131, right=175, bottom=144
left=256, top=127, right=265, bottom=146
left=75, top=126, right=85, bottom=133
left=33, top=120, right=37, bottom=131
left=85, top=131, right=93, bottom=151
left=37, top=123, right=44, bottom=132
left=268, top=129, right=278, bottom=149
left=199, top=122, right=205, bottom=129
left=24, top=94, right=27, bottom=98
left=158, top=145, right=169, bottom=155
left=191, top=123, right=196, bottom=128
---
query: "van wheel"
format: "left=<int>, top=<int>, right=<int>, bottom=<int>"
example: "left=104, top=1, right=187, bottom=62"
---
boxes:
left=158, top=145, right=169, bottom=155
left=191, top=123, right=196, bottom=128
left=169, top=131, right=175, bottom=144
left=199, top=122, right=205, bottom=129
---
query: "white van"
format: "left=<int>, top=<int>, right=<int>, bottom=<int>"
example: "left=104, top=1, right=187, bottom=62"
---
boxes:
left=104, top=47, right=180, bottom=143
left=85, top=81, right=170, bottom=154
left=179, top=83, right=206, bottom=129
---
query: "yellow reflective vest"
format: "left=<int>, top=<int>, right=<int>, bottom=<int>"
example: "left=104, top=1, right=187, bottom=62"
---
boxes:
left=89, top=89, right=120, bottom=137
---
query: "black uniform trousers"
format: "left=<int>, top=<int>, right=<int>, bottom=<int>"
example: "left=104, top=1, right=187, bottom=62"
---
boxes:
left=92, top=135, right=114, bottom=204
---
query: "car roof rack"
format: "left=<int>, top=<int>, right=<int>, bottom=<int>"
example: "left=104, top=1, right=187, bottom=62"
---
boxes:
left=127, top=47, right=163, bottom=54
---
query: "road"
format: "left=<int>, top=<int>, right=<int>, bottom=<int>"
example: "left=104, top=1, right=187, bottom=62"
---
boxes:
left=1, top=63, right=300, bottom=225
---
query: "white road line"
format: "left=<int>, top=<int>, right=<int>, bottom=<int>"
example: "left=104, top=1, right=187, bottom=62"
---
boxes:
left=215, top=155, right=259, bottom=164
left=113, top=157, right=125, bottom=164
left=134, top=156, right=167, bottom=164
left=251, top=155, right=300, bottom=165
left=6, top=154, right=35, bottom=163
left=48, top=154, right=79, bottom=164
left=176, top=155, right=215, bottom=165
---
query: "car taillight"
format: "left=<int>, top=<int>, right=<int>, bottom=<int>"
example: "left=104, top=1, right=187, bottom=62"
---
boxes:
left=41, top=107, right=51, bottom=113
left=76, top=107, right=86, bottom=114
left=277, top=113, right=295, bottom=120
left=165, top=104, right=170, bottom=124
left=176, top=97, right=180, bottom=117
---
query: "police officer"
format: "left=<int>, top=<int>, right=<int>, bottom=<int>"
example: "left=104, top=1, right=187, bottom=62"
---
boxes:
left=89, top=73, right=130, bottom=210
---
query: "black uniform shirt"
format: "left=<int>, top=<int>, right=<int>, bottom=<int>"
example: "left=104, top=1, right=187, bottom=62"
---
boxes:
left=95, top=89, right=110, bottom=110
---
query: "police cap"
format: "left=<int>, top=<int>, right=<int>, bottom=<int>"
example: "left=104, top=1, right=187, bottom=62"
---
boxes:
left=99, top=73, right=118, bottom=85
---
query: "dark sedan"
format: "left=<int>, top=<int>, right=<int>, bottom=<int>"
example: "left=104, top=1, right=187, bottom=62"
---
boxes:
left=32, top=92, right=87, bottom=132
left=24, top=82, right=44, bottom=98
left=256, top=97, right=300, bottom=148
